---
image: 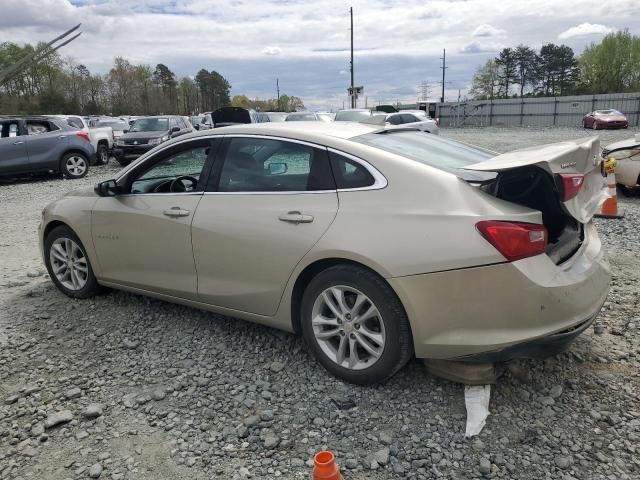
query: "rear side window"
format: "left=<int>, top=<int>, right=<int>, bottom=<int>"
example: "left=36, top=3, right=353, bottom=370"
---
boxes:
left=329, top=151, right=375, bottom=189
left=26, top=120, right=58, bottom=135
left=217, top=137, right=334, bottom=192
left=387, top=115, right=402, bottom=125
left=401, top=114, right=420, bottom=123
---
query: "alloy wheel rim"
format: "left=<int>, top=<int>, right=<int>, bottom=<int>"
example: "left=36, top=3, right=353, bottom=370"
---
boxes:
left=311, top=285, right=386, bottom=370
left=99, top=148, right=108, bottom=163
left=49, top=237, right=88, bottom=291
left=66, top=156, right=87, bottom=176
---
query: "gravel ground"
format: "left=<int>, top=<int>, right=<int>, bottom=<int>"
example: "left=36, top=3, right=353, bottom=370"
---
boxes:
left=1, top=127, right=639, bottom=480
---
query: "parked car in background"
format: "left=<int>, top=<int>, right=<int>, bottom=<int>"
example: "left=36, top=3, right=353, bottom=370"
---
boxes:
left=334, top=109, right=374, bottom=122
left=113, top=115, right=193, bottom=166
left=191, top=114, right=213, bottom=130
left=40, top=122, right=609, bottom=384
left=53, top=115, right=114, bottom=165
left=602, top=135, right=640, bottom=194
left=261, top=112, right=288, bottom=122
left=210, top=107, right=261, bottom=127
left=317, top=112, right=335, bottom=122
left=0, top=115, right=94, bottom=179
left=285, top=112, right=321, bottom=122
left=368, top=111, right=439, bottom=134
left=93, top=118, right=130, bottom=144
left=582, top=110, right=628, bottom=130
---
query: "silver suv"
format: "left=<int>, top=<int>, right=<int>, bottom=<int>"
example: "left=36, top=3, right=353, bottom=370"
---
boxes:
left=0, top=116, right=95, bottom=179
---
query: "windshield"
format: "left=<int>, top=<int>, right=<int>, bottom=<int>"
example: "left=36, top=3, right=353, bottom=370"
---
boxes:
left=130, top=118, right=169, bottom=132
left=95, top=121, right=129, bottom=130
left=335, top=110, right=372, bottom=122
left=595, top=110, right=622, bottom=116
left=265, top=113, right=288, bottom=122
left=190, top=116, right=204, bottom=124
left=285, top=113, right=319, bottom=121
left=353, top=131, right=493, bottom=172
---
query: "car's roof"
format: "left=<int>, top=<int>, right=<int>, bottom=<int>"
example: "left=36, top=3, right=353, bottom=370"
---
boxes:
left=179, top=121, right=380, bottom=142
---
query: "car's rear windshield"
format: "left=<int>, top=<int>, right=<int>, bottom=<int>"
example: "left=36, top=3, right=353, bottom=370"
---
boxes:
left=352, top=131, right=494, bottom=172
left=130, top=118, right=168, bottom=132
left=335, top=110, right=371, bottom=122
left=285, top=113, right=318, bottom=121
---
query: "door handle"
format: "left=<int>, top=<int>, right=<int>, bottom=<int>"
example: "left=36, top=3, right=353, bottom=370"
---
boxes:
left=278, top=211, right=314, bottom=224
left=163, top=207, right=190, bottom=218
left=58, top=135, right=66, bottom=140
left=13, top=141, right=24, bottom=145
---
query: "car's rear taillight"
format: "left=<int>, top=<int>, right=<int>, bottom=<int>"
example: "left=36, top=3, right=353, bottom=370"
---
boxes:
left=559, top=173, right=584, bottom=201
left=76, top=131, right=91, bottom=142
left=476, top=221, right=547, bottom=262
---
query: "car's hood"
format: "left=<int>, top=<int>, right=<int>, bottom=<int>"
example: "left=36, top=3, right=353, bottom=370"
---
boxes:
left=598, top=115, right=626, bottom=121
left=121, top=130, right=166, bottom=140
left=603, top=135, right=640, bottom=154
left=63, top=187, right=98, bottom=198
left=465, top=137, right=607, bottom=223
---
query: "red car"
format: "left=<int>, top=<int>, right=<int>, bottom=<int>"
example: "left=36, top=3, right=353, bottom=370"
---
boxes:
left=583, top=109, right=628, bottom=130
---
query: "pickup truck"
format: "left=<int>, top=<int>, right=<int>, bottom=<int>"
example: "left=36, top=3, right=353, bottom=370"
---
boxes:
left=53, top=115, right=114, bottom=165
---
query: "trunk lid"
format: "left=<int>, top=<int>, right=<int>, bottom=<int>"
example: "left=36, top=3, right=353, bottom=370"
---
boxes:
left=464, top=137, right=607, bottom=224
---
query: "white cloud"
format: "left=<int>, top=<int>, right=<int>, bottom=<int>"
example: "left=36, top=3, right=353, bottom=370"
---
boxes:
left=262, top=46, right=282, bottom=56
left=460, top=41, right=503, bottom=54
left=472, top=24, right=506, bottom=38
left=558, top=23, right=614, bottom=39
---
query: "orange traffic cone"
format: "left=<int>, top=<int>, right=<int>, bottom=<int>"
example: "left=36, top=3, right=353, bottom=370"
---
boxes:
left=595, top=158, right=624, bottom=219
left=312, top=451, right=343, bottom=480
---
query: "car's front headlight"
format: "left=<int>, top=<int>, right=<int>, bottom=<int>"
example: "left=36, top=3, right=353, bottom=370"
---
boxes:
left=116, top=139, right=125, bottom=146
left=149, top=135, right=169, bottom=146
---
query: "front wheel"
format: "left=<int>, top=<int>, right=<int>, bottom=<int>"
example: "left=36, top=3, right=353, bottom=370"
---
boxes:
left=61, top=153, right=89, bottom=179
left=592, top=121, right=598, bottom=130
left=300, top=265, right=413, bottom=385
left=44, top=226, right=103, bottom=298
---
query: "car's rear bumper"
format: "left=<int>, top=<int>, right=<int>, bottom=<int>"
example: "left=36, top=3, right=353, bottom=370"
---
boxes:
left=389, top=222, right=610, bottom=359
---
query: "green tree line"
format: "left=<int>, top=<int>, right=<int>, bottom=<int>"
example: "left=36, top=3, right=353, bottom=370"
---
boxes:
left=469, top=30, right=640, bottom=100
left=0, top=42, right=304, bottom=115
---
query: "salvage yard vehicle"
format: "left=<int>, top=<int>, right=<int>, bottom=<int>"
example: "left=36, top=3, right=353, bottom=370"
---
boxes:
left=93, top=118, right=130, bottom=144
left=210, top=107, right=261, bottom=127
left=582, top=109, right=628, bottom=130
left=0, top=115, right=95, bottom=179
left=113, top=115, right=193, bottom=166
left=602, top=135, right=640, bottom=194
left=334, top=108, right=374, bottom=122
left=53, top=115, right=114, bottom=165
left=39, top=122, right=610, bottom=385
left=367, top=111, right=439, bottom=135
left=285, top=112, right=321, bottom=122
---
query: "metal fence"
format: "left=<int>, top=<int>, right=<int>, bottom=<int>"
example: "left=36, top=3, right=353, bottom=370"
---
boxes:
left=432, top=93, right=640, bottom=128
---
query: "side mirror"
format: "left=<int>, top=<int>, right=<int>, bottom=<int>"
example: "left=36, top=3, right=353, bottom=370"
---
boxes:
left=95, top=179, right=119, bottom=197
left=194, top=124, right=200, bottom=131
left=268, top=162, right=288, bottom=175
left=171, top=126, right=180, bottom=133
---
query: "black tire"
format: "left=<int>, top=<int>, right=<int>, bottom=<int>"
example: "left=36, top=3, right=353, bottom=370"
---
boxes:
left=96, top=143, right=109, bottom=165
left=44, top=225, right=103, bottom=299
left=617, top=184, right=631, bottom=197
left=60, top=152, right=89, bottom=179
left=300, top=265, right=413, bottom=385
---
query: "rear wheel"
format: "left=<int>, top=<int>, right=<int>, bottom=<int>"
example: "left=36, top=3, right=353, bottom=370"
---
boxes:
left=61, top=153, right=89, bottom=179
left=96, top=143, right=109, bottom=165
left=300, top=265, right=413, bottom=385
left=44, top=226, right=103, bottom=298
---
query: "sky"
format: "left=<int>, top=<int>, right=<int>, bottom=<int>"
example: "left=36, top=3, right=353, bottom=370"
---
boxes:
left=1, top=0, right=639, bottom=110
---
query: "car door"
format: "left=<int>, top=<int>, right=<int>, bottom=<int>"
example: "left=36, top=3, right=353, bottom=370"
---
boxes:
left=0, top=120, right=29, bottom=175
left=192, top=135, right=339, bottom=316
left=91, top=138, right=216, bottom=299
left=23, top=119, right=66, bottom=172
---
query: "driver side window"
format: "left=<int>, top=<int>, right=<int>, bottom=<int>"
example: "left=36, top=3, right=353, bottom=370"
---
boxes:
left=129, top=146, right=209, bottom=194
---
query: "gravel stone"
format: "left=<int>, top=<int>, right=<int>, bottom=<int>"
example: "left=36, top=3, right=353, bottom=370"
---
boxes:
left=373, top=448, right=389, bottom=466
left=88, top=463, right=103, bottom=478
left=555, top=455, right=572, bottom=469
left=269, top=361, right=285, bottom=372
left=82, top=403, right=104, bottom=418
left=44, top=410, right=73, bottom=429
left=64, top=387, right=81, bottom=399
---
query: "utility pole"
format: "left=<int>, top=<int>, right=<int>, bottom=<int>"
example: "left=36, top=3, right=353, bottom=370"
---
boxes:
left=350, top=6, right=355, bottom=108
left=440, top=48, right=447, bottom=103
left=276, top=78, right=280, bottom=110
